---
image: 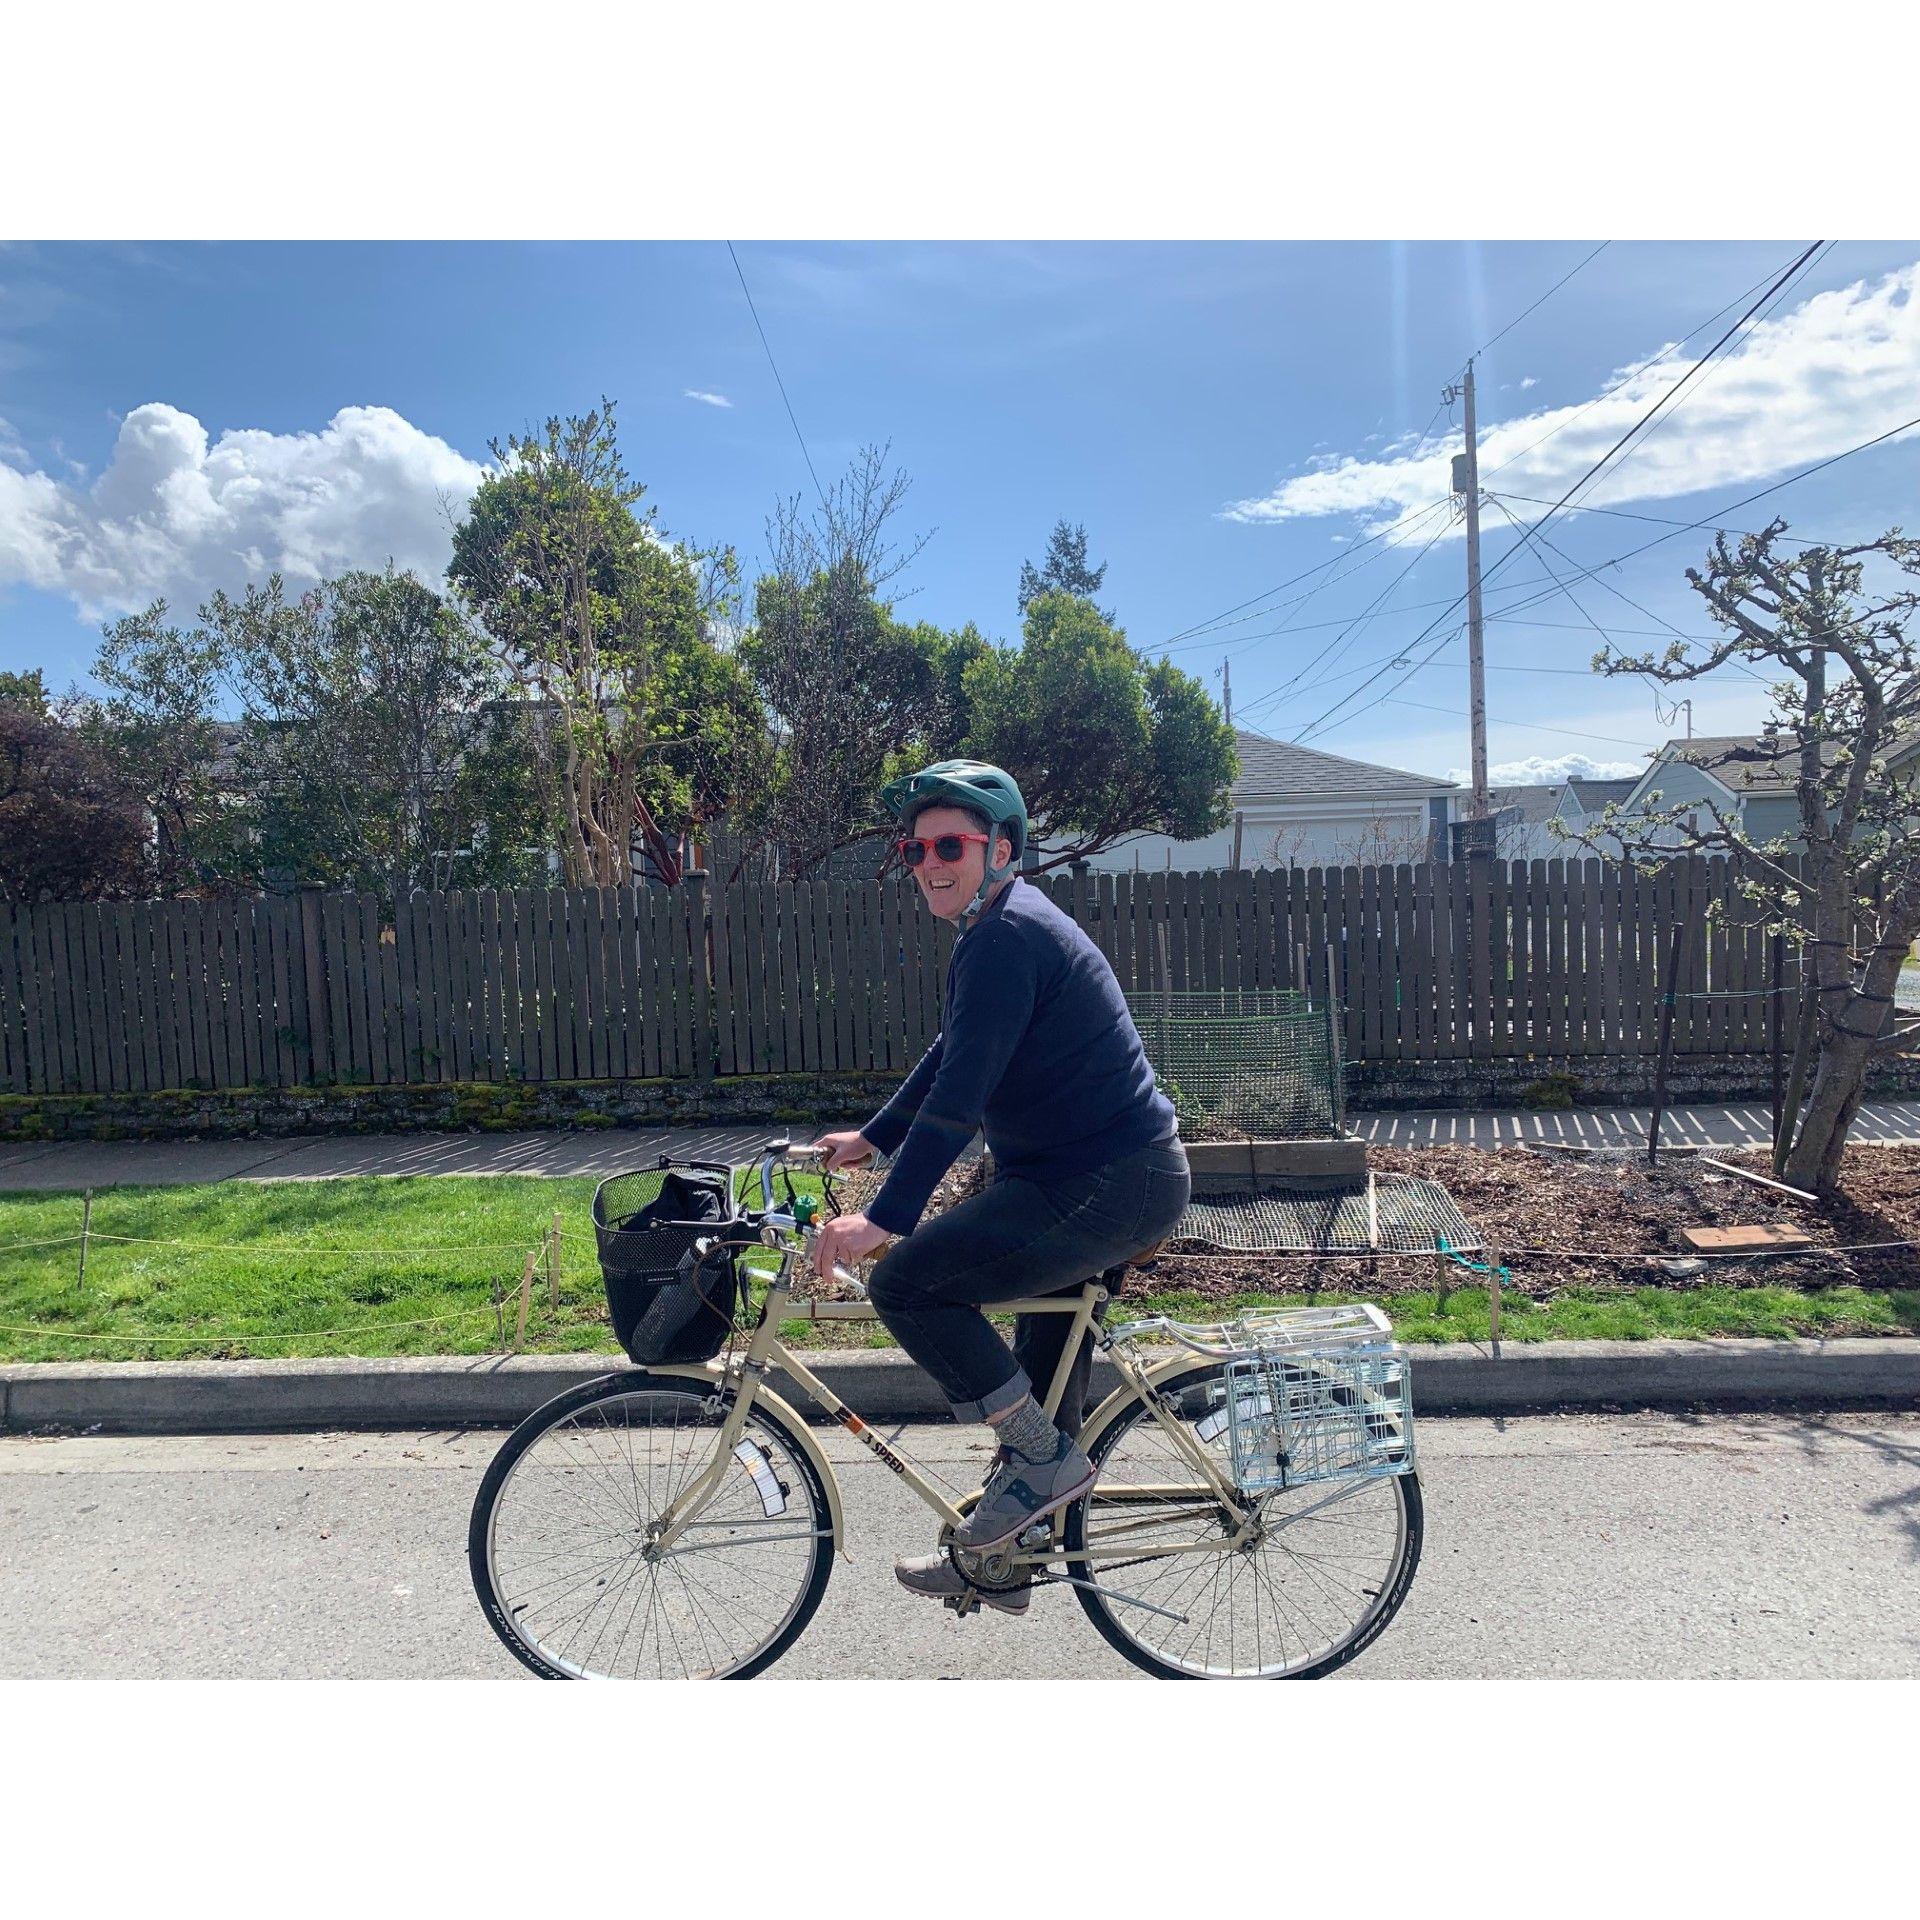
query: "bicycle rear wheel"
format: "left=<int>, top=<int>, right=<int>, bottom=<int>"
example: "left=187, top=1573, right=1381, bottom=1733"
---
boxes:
left=1063, top=1356, right=1422, bottom=1679
left=470, top=1371, right=833, bottom=1680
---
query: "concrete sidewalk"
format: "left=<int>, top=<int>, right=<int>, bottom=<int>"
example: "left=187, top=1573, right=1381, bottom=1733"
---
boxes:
left=3, top=1099, right=1918, bottom=1191
left=5, top=1338, right=1918, bottom=1433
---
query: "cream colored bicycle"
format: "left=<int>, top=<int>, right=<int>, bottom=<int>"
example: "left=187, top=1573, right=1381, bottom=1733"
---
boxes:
left=468, top=1142, right=1423, bottom=1681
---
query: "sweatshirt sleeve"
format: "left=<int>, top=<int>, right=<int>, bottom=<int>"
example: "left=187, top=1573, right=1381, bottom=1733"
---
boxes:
left=861, top=1035, right=944, bottom=1157
left=864, top=923, right=1040, bottom=1237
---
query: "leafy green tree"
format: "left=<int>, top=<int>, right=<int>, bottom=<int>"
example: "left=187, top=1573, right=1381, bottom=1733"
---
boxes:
left=732, top=447, right=953, bottom=876
left=447, top=402, right=754, bottom=885
left=962, top=590, right=1237, bottom=869
left=90, top=603, right=251, bottom=893
left=206, top=567, right=548, bottom=896
left=1018, top=519, right=1109, bottom=616
left=0, top=696, right=151, bottom=902
left=0, top=669, right=50, bottom=711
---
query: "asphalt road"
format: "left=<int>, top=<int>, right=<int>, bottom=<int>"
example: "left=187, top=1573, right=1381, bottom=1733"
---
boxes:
left=4, top=1412, right=1917, bottom=1679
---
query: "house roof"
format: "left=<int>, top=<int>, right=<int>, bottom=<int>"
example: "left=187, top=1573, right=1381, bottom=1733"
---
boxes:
left=1661, top=733, right=1803, bottom=795
left=1230, top=729, right=1456, bottom=799
left=1566, top=776, right=1637, bottom=810
left=1487, top=784, right=1565, bottom=825
left=1485, top=777, right=1639, bottom=826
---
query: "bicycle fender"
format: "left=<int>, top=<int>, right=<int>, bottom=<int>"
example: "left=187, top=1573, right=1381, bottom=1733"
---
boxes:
left=650, top=1361, right=849, bottom=1560
left=1076, top=1350, right=1209, bottom=1459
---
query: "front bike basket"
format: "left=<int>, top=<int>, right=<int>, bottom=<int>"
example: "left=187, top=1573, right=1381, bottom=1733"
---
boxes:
left=593, top=1160, right=748, bottom=1366
left=1220, top=1339, right=1415, bottom=1493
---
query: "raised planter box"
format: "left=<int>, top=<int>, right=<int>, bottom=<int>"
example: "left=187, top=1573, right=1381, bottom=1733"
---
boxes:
left=1183, top=1136, right=1369, bottom=1193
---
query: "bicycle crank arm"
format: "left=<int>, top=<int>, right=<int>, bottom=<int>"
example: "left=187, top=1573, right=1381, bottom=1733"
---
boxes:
left=1041, top=1575, right=1190, bottom=1625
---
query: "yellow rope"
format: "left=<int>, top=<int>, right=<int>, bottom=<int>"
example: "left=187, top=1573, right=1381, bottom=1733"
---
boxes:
left=81, top=1231, right=558, bottom=1256
left=0, top=1304, right=514, bottom=1344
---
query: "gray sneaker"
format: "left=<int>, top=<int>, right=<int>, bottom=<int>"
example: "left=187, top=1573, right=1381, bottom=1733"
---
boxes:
left=894, top=1552, right=1032, bottom=1616
left=953, top=1432, right=1095, bottom=1552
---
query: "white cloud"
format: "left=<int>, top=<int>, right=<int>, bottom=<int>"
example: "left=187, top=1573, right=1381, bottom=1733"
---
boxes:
left=0, top=403, right=486, bottom=620
left=683, top=389, right=733, bottom=409
left=1447, top=752, right=1647, bottom=787
left=1519, top=375, right=1538, bottom=390
left=1223, top=262, right=1920, bottom=533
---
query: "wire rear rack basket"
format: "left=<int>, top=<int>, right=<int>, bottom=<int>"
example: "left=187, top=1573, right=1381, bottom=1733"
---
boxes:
left=1220, top=1339, right=1415, bottom=1494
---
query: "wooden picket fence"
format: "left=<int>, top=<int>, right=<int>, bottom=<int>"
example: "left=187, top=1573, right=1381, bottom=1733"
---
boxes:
left=0, top=859, right=1803, bottom=1097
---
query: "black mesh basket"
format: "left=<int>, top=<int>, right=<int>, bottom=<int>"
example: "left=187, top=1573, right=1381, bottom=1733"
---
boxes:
left=593, top=1160, right=747, bottom=1366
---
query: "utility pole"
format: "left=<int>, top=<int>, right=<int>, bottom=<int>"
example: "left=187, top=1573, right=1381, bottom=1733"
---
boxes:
left=1222, top=657, right=1233, bottom=727
left=1447, top=359, right=1492, bottom=855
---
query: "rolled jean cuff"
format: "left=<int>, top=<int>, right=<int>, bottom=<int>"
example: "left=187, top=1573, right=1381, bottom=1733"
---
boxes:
left=950, top=1366, right=1032, bottom=1425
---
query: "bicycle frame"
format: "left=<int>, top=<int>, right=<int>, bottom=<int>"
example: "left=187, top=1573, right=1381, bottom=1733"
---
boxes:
left=647, top=1256, right=1258, bottom=1584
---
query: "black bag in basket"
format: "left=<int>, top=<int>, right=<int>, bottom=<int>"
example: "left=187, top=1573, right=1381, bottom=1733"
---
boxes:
left=593, top=1162, right=746, bottom=1366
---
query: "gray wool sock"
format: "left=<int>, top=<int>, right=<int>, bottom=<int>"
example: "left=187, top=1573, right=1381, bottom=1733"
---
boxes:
left=993, top=1396, right=1067, bottom=1465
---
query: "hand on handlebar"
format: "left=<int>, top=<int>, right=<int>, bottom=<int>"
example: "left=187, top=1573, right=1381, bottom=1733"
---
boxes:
left=813, top=1129, right=876, bottom=1172
left=811, top=1210, right=892, bottom=1282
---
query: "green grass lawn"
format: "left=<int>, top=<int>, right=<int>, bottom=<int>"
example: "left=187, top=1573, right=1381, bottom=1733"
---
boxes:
left=1, top=1175, right=1915, bottom=1363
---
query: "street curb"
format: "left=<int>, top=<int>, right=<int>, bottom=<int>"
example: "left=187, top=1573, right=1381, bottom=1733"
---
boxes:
left=3, top=1338, right=1917, bottom=1434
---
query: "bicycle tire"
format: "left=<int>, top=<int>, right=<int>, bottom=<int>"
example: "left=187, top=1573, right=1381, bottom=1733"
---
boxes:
left=469, top=1370, right=834, bottom=1681
left=1063, top=1356, right=1423, bottom=1680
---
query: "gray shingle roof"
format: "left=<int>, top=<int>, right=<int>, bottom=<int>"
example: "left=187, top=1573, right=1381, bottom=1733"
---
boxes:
left=1566, top=777, right=1637, bottom=810
left=1486, top=783, right=1565, bottom=825
left=1664, top=734, right=1806, bottom=795
left=1231, top=729, right=1456, bottom=798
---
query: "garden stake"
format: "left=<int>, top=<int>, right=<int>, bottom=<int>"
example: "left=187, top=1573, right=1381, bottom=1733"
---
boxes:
left=1647, top=922, right=1687, bottom=1165
left=1769, top=931, right=1785, bottom=1157
left=512, top=1245, right=538, bottom=1353
left=76, top=1189, right=93, bottom=1291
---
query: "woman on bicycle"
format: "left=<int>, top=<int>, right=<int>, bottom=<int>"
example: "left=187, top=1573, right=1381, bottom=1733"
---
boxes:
left=812, top=759, right=1191, bottom=1613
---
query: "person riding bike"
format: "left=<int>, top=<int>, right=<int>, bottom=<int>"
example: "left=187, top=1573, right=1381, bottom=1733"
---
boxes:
left=812, top=759, right=1191, bottom=1615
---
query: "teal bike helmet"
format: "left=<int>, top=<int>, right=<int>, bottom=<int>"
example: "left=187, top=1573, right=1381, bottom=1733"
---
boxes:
left=880, top=758, right=1029, bottom=918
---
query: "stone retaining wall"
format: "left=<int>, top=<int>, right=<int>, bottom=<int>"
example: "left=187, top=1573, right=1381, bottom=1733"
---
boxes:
left=5, top=1054, right=1918, bottom=1142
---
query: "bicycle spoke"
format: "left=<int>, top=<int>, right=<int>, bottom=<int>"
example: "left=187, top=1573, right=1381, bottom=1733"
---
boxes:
left=480, top=1385, right=826, bottom=1681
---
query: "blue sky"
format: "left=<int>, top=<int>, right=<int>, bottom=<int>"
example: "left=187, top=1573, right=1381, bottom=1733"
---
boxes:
left=4, top=239, right=1918, bottom=788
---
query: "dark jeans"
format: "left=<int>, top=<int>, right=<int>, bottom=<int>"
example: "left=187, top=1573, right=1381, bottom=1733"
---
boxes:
left=867, top=1135, right=1191, bottom=1431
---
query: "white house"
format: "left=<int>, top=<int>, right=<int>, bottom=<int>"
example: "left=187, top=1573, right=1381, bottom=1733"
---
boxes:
left=1485, top=776, right=1638, bottom=863
left=1082, top=728, right=1460, bottom=872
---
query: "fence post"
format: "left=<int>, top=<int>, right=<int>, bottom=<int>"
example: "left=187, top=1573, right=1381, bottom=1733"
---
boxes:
left=687, top=868, right=715, bottom=1083
left=1769, top=931, right=1785, bottom=1158
left=512, top=1245, right=538, bottom=1353
left=1647, top=922, right=1687, bottom=1165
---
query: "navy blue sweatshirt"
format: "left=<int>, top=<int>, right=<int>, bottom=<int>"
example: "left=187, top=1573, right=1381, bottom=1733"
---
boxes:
left=860, top=878, right=1176, bottom=1237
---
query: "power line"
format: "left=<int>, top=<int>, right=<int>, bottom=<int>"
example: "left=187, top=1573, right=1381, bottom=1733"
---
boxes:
left=1154, top=495, right=1454, bottom=650
left=1483, top=407, right=1920, bottom=626
left=1478, top=241, right=1826, bottom=485
left=1291, top=404, right=1920, bottom=749
left=1490, top=490, right=1838, bottom=548
left=1234, top=509, right=1459, bottom=719
left=1571, top=241, right=1834, bottom=509
left=726, top=240, right=826, bottom=510
left=1159, top=239, right=1612, bottom=656
left=1471, top=241, right=1611, bottom=359
left=1285, top=245, right=1829, bottom=748
left=1381, top=696, right=1657, bottom=752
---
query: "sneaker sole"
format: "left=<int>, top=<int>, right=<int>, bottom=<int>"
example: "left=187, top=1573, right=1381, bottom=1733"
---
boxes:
left=895, top=1574, right=1032, bottom=1615
left=952, top=1463, right=1097, bottom=1554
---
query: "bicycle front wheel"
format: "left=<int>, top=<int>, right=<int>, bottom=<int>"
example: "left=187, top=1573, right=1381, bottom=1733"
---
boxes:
left=470, top=1371, right=834, bottom=1680
left=1064, top=1357, right=1422, bottom=1680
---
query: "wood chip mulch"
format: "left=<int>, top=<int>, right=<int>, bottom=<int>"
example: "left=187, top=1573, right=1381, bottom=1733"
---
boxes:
left=829, top=1142, right=1920, bottom=1302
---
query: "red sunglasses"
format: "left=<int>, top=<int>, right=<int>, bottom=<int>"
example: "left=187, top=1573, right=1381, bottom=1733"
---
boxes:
left=897, top=832, right=991, bottom=867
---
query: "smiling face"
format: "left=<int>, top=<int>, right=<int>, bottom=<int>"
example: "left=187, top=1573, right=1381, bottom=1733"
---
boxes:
left=907, top=803, right=1014, bottom=922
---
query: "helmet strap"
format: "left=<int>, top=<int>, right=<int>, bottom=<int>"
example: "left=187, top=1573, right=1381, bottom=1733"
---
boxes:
left=960, top=853, right=1016, bottom=924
